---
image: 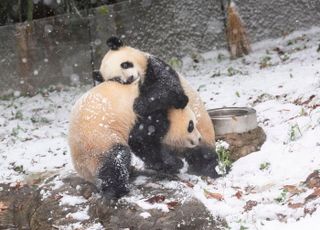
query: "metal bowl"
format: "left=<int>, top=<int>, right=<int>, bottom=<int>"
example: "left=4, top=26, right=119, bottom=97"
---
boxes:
left=208, top=107, right=258, bottom=135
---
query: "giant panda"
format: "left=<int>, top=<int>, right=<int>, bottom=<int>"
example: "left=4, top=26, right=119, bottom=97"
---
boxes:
left=98, top=36, right=190, bottom=116
left=94, top=37, right=217, bottom=176
left=69, top=81, right=204, bottom=198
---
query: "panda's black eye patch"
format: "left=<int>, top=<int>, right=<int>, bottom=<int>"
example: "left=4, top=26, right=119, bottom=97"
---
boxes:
left=121, top=61, right=134, bottom=69
left=188, top=120, right=194, bottom=133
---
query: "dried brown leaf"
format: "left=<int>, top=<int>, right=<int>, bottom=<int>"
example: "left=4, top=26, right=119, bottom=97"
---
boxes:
left=233, top=190, right=243, bottom=199
left=146, top=195, right=165, bottom=204
left=304, top=170, right=320, bottom=189
left=302, top=95, right=316, bottom=105
left=166, top=201, right=179, bottom=210
left=243, top=200, right=257, bottom=212
left=276, top=213, right=287, bottom=222
left=10, top=181, right=24, bottom=190
left=310, top=104, right=320, bottom=110
left=283, top=185, right=302, bottom=195
left=273, top=47, right=285, bottom=55
left=293, top=95, right=316, bottom=106
left=288, top=202, right=304, bottom=209
left=53, top=194, right=63, bottom=201
left=204, top=189, right=224, bottom=201
left=231, top=186, right=241, bottom=190
left=182, top=180, right=194, bottom=188
left=0, top=201, right=8, bottom=212
left=16, top=181, right=25, bottom=189
left=244, top=186, right=256, bottom=194
left=304, top=207, right=317, bottom=215
left=293, top=97, right=303, bottom=105
left=279, top=109, right=291, bottom=112
left=305, top=188, right=320, bottom=202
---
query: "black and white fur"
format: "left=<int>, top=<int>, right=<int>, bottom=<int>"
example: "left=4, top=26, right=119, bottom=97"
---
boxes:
left=94, top=37, right=220, bottom=178
left=68, top=81, right=204, bottom=198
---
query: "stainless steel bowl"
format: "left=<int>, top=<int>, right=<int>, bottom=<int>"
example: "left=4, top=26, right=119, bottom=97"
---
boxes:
left=208, top=107, right=258, bottom=135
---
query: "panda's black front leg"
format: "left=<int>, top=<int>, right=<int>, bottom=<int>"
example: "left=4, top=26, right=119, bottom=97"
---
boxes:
left=131, top=141, right=183, bottom=173
left=147, top=56, right=189, bottom=109
left=183, top=145, right=220, bottom=178
left=134, top=56, right=189, bottom=116
left=129, top=111, right=167, bottom=165
left=129, top=132, right=183, bottom=173
left=129, top=134, right=180, bottom=173
left=159, top=145, right=184, bottom=173
left=98, top=144, right=131, bottom=199
left=134, top=90, right=188, bottom=116
left=130, top=138, right=164, bottom=170
left=129, top=111, right=183, bottom=173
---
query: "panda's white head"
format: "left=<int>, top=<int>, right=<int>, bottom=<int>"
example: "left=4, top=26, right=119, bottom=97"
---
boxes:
left=98, top=37, right=148, bottom=85
left=164, top=106, right=202, bottom=149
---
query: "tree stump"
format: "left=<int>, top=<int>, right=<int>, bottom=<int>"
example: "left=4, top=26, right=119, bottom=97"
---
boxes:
left=216, top=126, right=266, bottom=161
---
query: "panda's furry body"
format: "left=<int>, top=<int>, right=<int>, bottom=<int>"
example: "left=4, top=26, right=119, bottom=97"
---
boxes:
left=69, top=81, right=203, bottom=198
left=69, top=37, right=220, bottom=198
left=96, top=37, right=218, bottom=174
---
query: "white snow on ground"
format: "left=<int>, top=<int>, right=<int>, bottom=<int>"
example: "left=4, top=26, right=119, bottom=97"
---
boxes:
left=66, top=206, right=90, bottom=221
left=0, top=86, right=89, bottom=183
left=140, top=211, right=151, bottom=219
left=61, top=222, right=104, bottom=230
left=1, top=27, right=320, bottom=229
left=125, top=195, right=170, bottom=212
left=85, top=223, right=105, bottom=230
left=181, top=27, right=320, bottom=229
left=59, top=193, right=87, bottom=206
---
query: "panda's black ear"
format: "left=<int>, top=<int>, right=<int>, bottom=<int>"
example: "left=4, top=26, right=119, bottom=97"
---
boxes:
left=106, top=36, right=124, bottom=50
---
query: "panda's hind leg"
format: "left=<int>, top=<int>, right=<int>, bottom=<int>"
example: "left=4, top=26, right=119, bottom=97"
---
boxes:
left=97, top=144, right=131, bottom=199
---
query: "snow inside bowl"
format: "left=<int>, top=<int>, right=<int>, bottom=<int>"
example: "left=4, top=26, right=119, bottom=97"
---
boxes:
left=208, top=107, right=258, bottom=135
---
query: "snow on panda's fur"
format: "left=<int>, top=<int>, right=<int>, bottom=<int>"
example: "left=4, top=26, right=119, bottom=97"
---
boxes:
left=96, top=37, right=216, bottom=148
left=69, top=81, right=202, bottom=198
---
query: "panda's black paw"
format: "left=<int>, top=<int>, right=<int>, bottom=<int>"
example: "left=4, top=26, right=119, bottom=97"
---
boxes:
left=133, top=98, right=147, bottom=116
left=160, top=146, right=184, bottom=173
left=184, top=145, right=221, bottom=179
left=187, top=161, right=220, bottom=179
left=199, top=163, right=220, bottom=178
left=101, top=185, right=130, bottom=200
left=162, top=155, right=183, bottom=173
left=174, top=94, right=189, bottom=109
left=144, top=157, right=183, bottom=174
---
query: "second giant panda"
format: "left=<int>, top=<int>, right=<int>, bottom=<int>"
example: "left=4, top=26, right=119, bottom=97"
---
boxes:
left=69, top=81, right=204, bottom=198
left=94, top=37, right=217, bottom=177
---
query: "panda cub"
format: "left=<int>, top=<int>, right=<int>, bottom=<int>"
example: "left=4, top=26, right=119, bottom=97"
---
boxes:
left=69, top=81, right=202, bottom=198
left=94, top=37, right=219, bottom=178
left=97, top=36, right=189, bottom=116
